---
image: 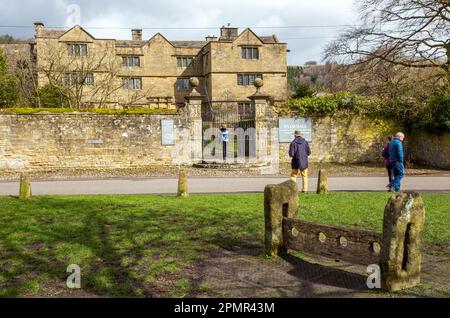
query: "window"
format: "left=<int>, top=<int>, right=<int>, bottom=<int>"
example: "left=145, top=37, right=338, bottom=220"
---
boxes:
left=176, top=78, right=190, bottom=91
left=67, top=44, right=88, bottom=57
left=237, top=74, right=262, bottom=86
left=238, top=102, right=253, bottom=118
left=64, top=73, right=94, bottom=86
left=122, top=78, right=142, bottom=90
left=241, top=47, right=259, bottom=59
left=85, top=73, right=94, bottom=86
left=177, top=57, right=193, bottom=68
left=122, top=56, right=141, bottom=67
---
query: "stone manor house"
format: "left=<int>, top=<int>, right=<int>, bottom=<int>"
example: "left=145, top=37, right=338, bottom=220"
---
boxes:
left=4, top=22, right=288, bottom=111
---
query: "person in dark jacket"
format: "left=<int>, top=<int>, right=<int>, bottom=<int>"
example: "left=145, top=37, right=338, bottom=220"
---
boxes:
left=388, top=132, right=405, bottom=192
left=289, top=130, right=311, bottom=192
left=381, top=136, right=394, bottom=188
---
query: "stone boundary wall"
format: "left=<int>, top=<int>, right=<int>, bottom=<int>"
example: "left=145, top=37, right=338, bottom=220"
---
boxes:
left=410, top=130, right=450, bottom=170
left=0, top=113, right=194, bottom=171
left=279, top=117, right=402, bottom=164
left=1, top=113, right=447, bottom=172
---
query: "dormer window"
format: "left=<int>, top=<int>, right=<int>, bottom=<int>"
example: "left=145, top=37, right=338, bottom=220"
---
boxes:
left=68, top=43, right=88, bottom=57
left=242, top=47, right=259, bottom=60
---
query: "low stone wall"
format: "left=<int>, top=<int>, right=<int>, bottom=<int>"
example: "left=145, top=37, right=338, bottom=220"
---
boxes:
left=279, top=117, right=401, bottom=164
left=410, top=130, right=450, bottom=169
left=0, top=113, right=193, bottom=171
left=1, top=113, right=446, bottom=173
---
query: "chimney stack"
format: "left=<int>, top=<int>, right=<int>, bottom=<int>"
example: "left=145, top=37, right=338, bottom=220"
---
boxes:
left=132, top=29, right=142, bottom=41
left=205, top=35, right=218, bottom=42
left=34, top=21, right=44, bottom=37
left=219, top=25, right=238, bottom=41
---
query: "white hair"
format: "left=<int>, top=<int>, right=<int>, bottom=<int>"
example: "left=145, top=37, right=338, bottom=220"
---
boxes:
left=395, top=132, right=405, bottom=138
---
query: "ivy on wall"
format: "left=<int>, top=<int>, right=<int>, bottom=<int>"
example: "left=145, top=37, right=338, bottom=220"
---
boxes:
left=278, top=91, right=450, bottom=133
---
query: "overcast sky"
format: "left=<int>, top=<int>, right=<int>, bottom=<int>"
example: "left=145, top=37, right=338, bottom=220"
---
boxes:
left=0, top=0, right=357, bottom=65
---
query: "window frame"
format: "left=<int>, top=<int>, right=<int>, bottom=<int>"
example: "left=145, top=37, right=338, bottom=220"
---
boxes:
left=237, top=73, right=263, bottom=86
left=85, top=73, right=94, bottom=86
left=176, top=56, right=194, bottom=68
left=238, top=102, right=254, bottom=118
left=67, top=43, right=88, bottom=57
left=122, top=77, right=143, bottom=90
left=176, top=78, right=190, bottom=91
left=122, top=56, right=141, bottom=68
left=64, top=72, right=94, bottom=86
left=241, top=47, right=259, bottom=60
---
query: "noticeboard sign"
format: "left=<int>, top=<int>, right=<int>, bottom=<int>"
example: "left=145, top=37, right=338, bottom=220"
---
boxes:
left=161, top=119, right=175, bottom=145
left=279, top=118, right=312, bottom=143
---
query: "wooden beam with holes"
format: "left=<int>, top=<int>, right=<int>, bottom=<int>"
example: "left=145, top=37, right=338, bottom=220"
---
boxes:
left=282, top=217, right=382, bottom=266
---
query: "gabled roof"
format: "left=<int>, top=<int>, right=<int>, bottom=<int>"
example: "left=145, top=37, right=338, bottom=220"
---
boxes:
left=36, top=26, right=283, bottom=48
left=234, top=28, right=265, bottom=45
left=58, top=25, right=96, bottom=41
left=147, top=33, right=174, bottom=47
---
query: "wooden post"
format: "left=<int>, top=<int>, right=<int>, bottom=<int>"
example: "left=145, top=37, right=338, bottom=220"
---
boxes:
left=316, top=169, right=328, bottom=194
left=177, top=169, right=188, bottom=197
left=19, top=175, right=32, bottom=199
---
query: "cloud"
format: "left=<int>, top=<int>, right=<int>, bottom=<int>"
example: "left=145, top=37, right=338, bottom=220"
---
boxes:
left=0, top=0, right=356, bottom=65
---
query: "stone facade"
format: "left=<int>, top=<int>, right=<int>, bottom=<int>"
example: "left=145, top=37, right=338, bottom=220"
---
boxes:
left=0, top=42, right=35, bottom=73
left=27, top=22, right=287, bottom=109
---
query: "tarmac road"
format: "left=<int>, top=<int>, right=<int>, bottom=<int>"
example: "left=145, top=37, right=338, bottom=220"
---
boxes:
left=0, top=176, right=449, bottom=196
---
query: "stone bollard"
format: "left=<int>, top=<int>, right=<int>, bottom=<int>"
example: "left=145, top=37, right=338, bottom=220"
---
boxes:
left=316, top=169, right=328, bottom=194
left=177, top=169, right=188, bottom=197
left=19, top=175, right=32, bottom=200
left=380, top=191, right=425, bottom=292
left=264, top=180, right=299, bottom=256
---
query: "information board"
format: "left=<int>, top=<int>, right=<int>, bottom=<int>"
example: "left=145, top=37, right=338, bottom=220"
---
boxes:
left=161, top=119, right=175, bottom=145
left=279, top=118, right=312, bottom=142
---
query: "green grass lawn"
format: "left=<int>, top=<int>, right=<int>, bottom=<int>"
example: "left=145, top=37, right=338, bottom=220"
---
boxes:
left=0, top=192, right=448, bottom=297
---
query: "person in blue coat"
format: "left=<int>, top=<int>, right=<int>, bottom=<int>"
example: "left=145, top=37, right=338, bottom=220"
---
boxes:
left=388, top=132, right=405, bottom=192
left=289, top=130, right=311, bottom=192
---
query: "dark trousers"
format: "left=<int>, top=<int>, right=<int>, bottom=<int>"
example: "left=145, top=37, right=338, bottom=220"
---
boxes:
left=222, top=142, right=227, bottom=160
left=386, top=163, right=394, bottom=184
left=390, top=161, right=404, bottom=192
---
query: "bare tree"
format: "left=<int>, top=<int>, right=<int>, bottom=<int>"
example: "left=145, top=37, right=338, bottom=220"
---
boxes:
left=39, top=41, right=125, bottom=109
left=13, top=52, right=41, bottom=107
left=324, top=0, right=450, bottom=86
left=325, top=56, right=444, bottom=100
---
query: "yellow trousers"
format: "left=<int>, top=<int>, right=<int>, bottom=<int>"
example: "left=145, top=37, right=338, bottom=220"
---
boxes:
left=291, top=168, right=308, bottom=192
